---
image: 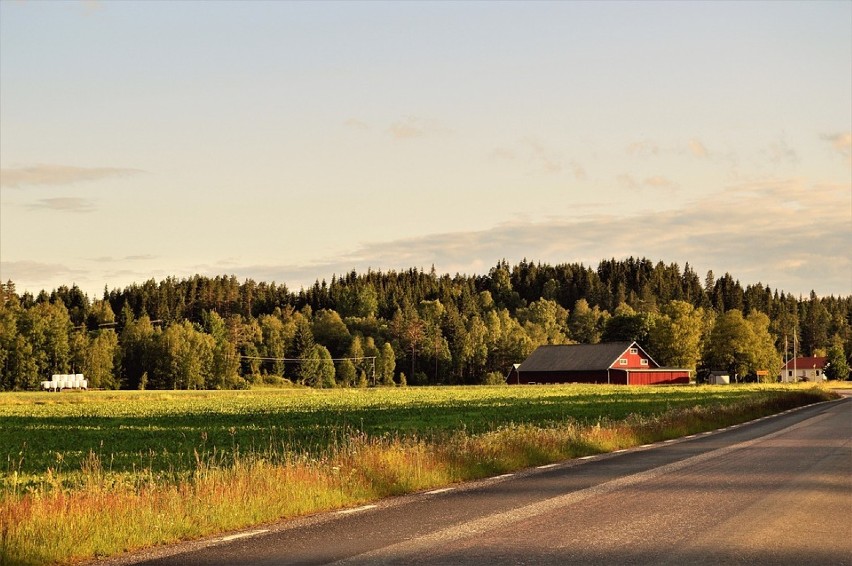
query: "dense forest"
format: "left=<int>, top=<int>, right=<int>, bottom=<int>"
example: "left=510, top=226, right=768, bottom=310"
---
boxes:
left=1, top=257, right=850, bottom=391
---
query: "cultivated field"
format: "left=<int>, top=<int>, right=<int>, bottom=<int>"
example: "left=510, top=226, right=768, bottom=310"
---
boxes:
left=0, top=385, right=805, bottom=485
left=0, top=384, right=836, bottom=565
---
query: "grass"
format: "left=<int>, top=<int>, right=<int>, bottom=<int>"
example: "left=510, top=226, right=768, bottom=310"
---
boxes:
left=0, top=384, right=838, bottom=565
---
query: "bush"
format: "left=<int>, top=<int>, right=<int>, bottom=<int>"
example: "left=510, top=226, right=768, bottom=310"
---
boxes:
left=412, top=372, right=428, bottom=386
left=262, top=375, right=291, bottom=387
left=357, top=370, right=369, bottom=388
left=482, top=371, right=507, bottom=385
left=225, top=374, right=249, bottom=389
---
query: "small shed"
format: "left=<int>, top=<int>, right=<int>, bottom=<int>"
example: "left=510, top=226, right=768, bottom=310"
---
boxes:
left=515, top=341, right=690, bottom=385
left=708, top=371, right=730, bottom=385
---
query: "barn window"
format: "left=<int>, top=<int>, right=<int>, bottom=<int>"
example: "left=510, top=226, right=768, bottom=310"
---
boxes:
left=629, top=348, right=638, bottom=355
left=788, top=370, right=793, bottom=377
left=640, top=359, right=648, bottom=366
left=619, top=358, right=627, bottom=365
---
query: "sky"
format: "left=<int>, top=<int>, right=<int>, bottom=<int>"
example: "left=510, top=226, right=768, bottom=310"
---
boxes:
left=1, top=0, right=850, bottom=300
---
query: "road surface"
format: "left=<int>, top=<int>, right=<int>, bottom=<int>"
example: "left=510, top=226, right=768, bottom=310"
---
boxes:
left=102, top=396, right=852, bottom=566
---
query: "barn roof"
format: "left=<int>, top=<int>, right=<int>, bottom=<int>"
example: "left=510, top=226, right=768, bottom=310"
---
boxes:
left=518, top=342, right=639, bottom=372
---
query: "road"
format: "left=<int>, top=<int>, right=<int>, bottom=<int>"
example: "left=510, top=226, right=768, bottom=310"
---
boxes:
left=105, top=396, right=852, bottom=566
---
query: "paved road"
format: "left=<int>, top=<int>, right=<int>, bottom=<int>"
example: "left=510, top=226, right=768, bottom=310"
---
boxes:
left=106, top=397, right=852, bottom=566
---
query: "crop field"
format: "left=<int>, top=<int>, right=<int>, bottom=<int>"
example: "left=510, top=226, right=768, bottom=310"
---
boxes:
left=1, top=384, right=837, bottom=566
left=0, top=384, right=821, bottom=487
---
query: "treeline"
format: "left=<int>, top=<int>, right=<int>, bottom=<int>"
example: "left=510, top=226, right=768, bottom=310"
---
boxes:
left=1, top=258, right=850, bottom=391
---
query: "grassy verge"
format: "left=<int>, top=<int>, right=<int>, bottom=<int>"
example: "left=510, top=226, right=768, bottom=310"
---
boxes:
left=0, top=385, right=837, bottom=565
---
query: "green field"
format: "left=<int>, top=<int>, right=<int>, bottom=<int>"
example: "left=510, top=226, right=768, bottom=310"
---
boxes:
left=1, top=384, right=837, bottom=566
left=0, top=384, right=822, bottom=486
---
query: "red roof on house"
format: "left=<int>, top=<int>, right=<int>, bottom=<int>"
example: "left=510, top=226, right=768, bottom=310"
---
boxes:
left=782, top=357, right=827, bottom=370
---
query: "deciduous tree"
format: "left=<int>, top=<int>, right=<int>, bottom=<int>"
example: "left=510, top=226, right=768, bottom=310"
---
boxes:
left=648, top=301, right=705, bottom=370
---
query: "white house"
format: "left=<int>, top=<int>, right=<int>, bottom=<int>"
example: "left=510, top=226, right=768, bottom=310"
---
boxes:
left=780, top=357, right=827, bottom=383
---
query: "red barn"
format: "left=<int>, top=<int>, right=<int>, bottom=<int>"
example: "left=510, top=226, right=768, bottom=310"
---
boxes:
left=514, top=341, right=691, bottom=385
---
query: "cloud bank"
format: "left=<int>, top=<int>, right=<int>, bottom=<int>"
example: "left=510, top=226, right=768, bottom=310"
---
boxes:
left=3, top=180, right=848, bottom=299
left=210, top=179, right=850, bottom=298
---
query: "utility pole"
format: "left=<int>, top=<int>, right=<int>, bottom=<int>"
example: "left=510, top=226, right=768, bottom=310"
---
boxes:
left=793, top=328, right=798, bottom=381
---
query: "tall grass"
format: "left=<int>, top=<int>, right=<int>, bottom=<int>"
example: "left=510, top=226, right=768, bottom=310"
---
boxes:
left=0, top=387, right=835, bottom=566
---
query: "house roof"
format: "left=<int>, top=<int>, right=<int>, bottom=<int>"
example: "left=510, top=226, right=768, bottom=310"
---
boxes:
left=518, top=342, right=643, bottom=372
left=782, top=356, right=827, bottom=370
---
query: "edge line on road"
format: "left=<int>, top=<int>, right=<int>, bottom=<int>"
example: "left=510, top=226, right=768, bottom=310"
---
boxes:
left=337, top=505, right=377, bottom=515
left=331, top=406, right=840, bottom=566
left=217, top=529, right=269, bottom=543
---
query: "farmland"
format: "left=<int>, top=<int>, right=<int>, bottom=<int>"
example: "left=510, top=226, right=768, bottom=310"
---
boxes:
left=0, top=384, right=838, bottom=565
left=0, top=384, right=830, bottom=488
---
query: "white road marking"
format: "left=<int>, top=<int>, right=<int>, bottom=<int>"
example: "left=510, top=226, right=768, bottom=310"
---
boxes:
left=425, top=488, right=455, bottom=495
left=613, top=449, right=628, bottom=453
left=579, top=455, right=596, bottom=459
left=639, top=444, right=654, bottom=448
left=492, top=473, right=514, bottom=480
left=218, top=529, right=269, bottom=542
left=663, top=439, right=677, bottom=443
left=338, top=505, right=377, bottom=515
left=332, top=418, right=820, bottom=566
left=537, top=463, right=559, bottom=469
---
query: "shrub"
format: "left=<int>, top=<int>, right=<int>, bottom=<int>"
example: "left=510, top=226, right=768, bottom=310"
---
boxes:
left=482, top=371, right=507, bottom=385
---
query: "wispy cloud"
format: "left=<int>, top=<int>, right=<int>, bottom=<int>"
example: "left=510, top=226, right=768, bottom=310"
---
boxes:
left=27, top=197, right=96, bottom=213
left=89, top=254, right=156, bottom=263
left=618, top=174, right=677, bottom=191
left=821, top=132, right=852, bottom=163
left=688, top=139, right=708, bottom=158
left=643, top=175, right=677, bottom=189
left=0, top=164, right=142, bottom=188
left=489, top=147, right=517, bottom=161
left=523, top=139, right=563, bottom=174
left=626, top=140, right=660, bottom=157
left=343, top=118, right=370, bottom=131
left=81, top=0, right=104, bottom=15
left=0, top=260, right=85, bottom=286
left=387, top=116, right=450, bottom=140
left=491, top=139, right=584, bottom=178
left=766, top=137, right=799, bottom=165
left=617, top=174, right=641, bottom=190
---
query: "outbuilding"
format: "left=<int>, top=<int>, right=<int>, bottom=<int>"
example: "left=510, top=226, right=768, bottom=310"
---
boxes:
left=708, top=371, right=730, bottom=385
left=513, top=341, right=690, bottom=385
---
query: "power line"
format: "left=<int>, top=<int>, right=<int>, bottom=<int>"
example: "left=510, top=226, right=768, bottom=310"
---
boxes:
left=238, top=355, right=376, bottom=363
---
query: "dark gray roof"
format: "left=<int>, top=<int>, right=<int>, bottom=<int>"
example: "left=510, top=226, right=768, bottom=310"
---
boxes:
left=518, top=342, right=635, bottom=372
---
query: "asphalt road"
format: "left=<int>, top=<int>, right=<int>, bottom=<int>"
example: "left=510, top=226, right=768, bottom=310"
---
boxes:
left=102, top=396, right=852, bottom=566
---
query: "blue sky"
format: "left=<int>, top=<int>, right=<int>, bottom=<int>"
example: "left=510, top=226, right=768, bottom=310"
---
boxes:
left=1, top=1, right=850, bottom=298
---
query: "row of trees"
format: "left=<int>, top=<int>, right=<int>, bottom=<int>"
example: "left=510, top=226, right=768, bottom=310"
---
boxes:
left=1, top=258, right=849, bottom=390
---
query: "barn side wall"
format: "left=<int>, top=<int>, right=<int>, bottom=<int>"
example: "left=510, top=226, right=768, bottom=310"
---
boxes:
left=627, top=371, right=690, bottom=385
left=516, top=370, right=624, bottom=385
